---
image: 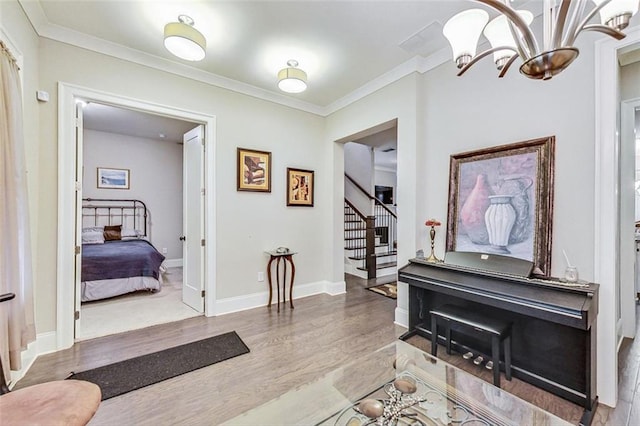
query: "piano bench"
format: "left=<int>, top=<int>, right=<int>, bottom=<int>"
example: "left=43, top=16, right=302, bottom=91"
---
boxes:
left=430, top=304, right=512, bottom=388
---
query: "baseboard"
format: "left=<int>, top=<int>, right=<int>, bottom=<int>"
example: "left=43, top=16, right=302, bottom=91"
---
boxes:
left=214, top=280, right=343, bottom=315
left=395, top=306, right=409, bottom=329
left=9, top=331, right=57, bottom=388
left=325, top=280, right=346, bottom=295
left=164, top=258, right=183, bottom=268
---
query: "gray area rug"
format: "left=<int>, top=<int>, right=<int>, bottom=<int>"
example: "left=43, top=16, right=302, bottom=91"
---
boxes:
left=68, top=331, right=249, bottom=400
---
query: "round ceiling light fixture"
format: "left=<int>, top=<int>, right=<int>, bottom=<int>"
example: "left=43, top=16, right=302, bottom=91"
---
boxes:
left=277, top=60, right=308, bottom=93
left=164, top=15, right=206, bottom=61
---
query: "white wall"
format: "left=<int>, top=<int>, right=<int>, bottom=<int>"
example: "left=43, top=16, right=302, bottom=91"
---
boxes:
left=19, top=32, right=328, bottom=333
left=83, top=129, right=184, bottom=260
left=621, top=61, right=640, bottom=100
left=344, top=142, right=374, bottom=215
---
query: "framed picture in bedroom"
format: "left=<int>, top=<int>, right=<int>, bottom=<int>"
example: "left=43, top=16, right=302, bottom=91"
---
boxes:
left=287, top=168, right=314, bottom=207
left=97, top=167, right=130, bottom=189
left=237, top=148, right=271, bottom=192
left=445, top=136, right=555, bottom=276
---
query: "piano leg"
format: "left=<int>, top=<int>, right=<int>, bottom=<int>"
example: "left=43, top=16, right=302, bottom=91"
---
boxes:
left=398, top=329, right=417, bottom=341
left=580, top=396, right=598, bottom=426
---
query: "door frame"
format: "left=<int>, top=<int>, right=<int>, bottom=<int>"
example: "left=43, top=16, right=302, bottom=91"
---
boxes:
left=620, top=97, right=640, bottom=340
left=57, top=82, right=217, bottom=350
left=594, top=25, right=640, bottom=407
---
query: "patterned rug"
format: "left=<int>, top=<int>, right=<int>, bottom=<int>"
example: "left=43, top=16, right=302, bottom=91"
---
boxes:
left=367, top=282, right=397, bottom=299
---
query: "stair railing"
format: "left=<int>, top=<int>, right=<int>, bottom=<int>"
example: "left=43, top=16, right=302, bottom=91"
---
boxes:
left=345, top=174, right=398, bottom=279
left=345, top=173, right=397, bottom=254
left=344, top=199, right=376, bottom=279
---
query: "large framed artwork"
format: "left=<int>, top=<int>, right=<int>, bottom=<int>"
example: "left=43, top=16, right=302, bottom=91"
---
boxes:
left=97, top=167, right=130, bottom=189
left=287, top=168, right=314, bottom=207
left=237, top=148, right=272, bottom=192
left=445, top=136, right=555, bottom=276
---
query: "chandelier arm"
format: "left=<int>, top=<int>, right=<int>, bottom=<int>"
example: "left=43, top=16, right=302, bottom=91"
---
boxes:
left=505, top=20, right=529, bottom=62
left=456, top=46, right=518, bottom=77
left=498, top=53, right=520, bottom=78
left=565, top=0, right=613, bottom=46
left=581, top=24, right=626, bottom=40
left=474, top=0, right=539, bottom=58
left=551, top=0, right=573, bottom=50
left=561, top=0, right=588, bottom=47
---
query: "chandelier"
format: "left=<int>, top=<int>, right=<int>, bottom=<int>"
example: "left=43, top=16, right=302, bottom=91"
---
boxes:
left=443, top=0, right=639, bottom=80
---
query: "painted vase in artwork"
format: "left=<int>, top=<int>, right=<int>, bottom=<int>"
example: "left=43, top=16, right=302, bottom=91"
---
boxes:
left=485, top=195, right=517, bottom=253
left=460, top=174, right=493, bottom=244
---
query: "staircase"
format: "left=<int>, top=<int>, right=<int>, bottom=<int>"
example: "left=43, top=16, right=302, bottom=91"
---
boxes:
left=344, top=200, right=397, bottom=279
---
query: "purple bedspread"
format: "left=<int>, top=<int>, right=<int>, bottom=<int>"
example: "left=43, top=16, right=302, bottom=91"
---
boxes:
left=81, top=240, right=166, bottom=282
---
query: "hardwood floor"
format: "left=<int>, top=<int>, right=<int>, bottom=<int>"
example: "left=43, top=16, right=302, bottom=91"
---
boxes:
left=15, top=277, right=640, bottom=425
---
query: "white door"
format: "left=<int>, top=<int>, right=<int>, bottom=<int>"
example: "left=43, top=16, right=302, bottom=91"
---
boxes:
left=182, top=125, right=205, bottom=312
left=73, top=101, right=85, bottom=337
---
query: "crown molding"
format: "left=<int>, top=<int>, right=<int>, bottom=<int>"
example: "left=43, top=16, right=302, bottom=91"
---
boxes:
left=18, top=0, right=452, bottom=118
left=323, top=56, right=422, bottom=116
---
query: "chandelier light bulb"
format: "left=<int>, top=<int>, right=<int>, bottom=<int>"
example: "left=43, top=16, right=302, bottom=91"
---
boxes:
left=443, top=9, right=489, bottom=68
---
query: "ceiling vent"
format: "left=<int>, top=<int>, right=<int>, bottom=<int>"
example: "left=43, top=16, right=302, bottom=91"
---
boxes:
left=399, top=21, right=445, bottom=57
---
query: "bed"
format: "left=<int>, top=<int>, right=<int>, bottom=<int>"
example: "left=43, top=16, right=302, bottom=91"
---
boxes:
left=81, top=198, right=166, bottom=302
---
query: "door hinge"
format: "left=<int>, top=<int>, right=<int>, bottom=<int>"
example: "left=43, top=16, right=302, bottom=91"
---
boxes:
left=201, top=239, right=205, bottom=247
left=201, top=290, right=205, bottom=298
left=201, top=188, right=206, bottom=196
left=75, top=181, right=81, bottom=191
left=74, top=311, right=80, bottom=320
left=75, top=246, right=81, bottom=255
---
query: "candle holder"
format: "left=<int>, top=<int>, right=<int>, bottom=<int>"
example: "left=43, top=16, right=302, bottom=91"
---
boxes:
left=424, top=219, right=441, bottom=263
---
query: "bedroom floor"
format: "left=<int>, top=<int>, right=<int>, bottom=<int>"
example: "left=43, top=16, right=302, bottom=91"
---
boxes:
left=77, top=267, right=201, bottom=340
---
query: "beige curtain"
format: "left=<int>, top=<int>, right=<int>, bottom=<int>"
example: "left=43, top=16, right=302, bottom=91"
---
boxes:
left=0, top=40, right=36, bottom=385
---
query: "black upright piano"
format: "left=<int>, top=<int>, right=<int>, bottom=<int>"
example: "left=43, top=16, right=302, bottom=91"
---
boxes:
left=398, top=255, right=599, bottom=424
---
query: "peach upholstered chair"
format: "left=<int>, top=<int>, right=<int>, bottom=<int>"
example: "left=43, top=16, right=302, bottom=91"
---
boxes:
left=0, top=293, right=101, bottom=426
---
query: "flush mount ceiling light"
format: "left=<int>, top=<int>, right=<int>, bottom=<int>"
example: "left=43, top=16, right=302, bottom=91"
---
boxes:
left=164, top=15, right=206, bottom=61
left=277, top=60, right=308, bottom=93
left=443, top=0, right=639, bottom=80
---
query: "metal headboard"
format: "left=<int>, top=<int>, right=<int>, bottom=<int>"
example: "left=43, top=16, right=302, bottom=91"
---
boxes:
left=82, top=198, right=148, bottom=237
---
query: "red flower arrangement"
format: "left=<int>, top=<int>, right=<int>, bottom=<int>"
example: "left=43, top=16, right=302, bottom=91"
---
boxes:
left=425, top=219, right=441, bottom=227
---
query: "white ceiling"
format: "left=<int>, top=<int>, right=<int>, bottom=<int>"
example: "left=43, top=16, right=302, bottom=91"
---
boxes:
left=22, top=0, right=544, bottom=110
left=27, top=1, right=638, bottom=156
left=83, top=102, right=197, bottom=143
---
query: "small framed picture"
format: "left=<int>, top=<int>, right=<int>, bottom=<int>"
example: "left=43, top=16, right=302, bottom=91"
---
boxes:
left=237, top=148, right=272, bottom=192
left=287, top=168, right=314, bottom=207
left=97, top=167, right=130, bottom=189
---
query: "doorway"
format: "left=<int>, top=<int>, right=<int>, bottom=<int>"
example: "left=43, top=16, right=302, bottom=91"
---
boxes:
left=75, top=102, right=202, bottom=340
left=594, top=31, right=640, bottom=407
left=57, top=83, right=217, bottom=349
left=340, top=120, right=398, bottom=284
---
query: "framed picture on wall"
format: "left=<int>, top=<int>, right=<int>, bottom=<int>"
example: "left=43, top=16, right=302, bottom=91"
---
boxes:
left=445, top=136, right=555, bottom=276
left=237, top=148, right=272, bottom=192
left=287, top=168, right=314, bottom=207
left=97, top=167, right=130, bottom=189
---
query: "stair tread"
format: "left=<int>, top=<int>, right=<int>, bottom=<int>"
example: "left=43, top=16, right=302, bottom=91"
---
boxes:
left=348, top=251, right=397, bottom=261
left=344, top=244, right=388, bottom=250
left=357, top=261, right=397, bottom=271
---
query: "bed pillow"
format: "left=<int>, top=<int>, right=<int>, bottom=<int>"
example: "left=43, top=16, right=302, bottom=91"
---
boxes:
left=103, top=225, right=122, bottom=241
left=82, top=230, right=104, bottom=244
left=121, top=228, right=143, bottom=240
left=82, top=226, right=104, bottom=233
